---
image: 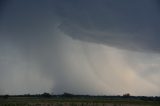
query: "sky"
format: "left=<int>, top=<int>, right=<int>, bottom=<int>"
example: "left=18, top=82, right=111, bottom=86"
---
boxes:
left=0, top=0, right=160, bottom=96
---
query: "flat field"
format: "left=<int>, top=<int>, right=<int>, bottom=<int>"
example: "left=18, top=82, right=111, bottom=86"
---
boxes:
left=0, top=97, right=160, bottom=106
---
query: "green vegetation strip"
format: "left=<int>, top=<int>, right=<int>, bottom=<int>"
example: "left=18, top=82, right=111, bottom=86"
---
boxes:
left=0, top=97, right=160, bottom=106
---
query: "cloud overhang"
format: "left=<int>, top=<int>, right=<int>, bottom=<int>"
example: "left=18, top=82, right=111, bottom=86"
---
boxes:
left=0, top=0, right=160, bottom=96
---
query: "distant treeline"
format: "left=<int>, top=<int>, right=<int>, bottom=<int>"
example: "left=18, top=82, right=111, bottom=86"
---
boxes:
left=0, top=92, right=160, bottom=101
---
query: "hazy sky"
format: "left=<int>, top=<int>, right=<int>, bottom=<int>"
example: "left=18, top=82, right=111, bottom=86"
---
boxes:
left=0, top=0, right=160, bottom=96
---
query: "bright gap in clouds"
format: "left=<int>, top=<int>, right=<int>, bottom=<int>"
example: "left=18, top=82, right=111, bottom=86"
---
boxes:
left=57, top=31, right=160, bottom=96
left=0, top=30, right=160, bottom=96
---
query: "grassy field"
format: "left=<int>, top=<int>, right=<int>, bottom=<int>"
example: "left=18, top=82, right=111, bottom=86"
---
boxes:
left=0, top=96, right=160, bottom=106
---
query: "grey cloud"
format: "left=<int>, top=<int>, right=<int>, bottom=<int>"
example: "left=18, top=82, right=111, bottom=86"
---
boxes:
left=58, top=0, right=160, bottom=53
left=1, top=0, right=160, bottom=96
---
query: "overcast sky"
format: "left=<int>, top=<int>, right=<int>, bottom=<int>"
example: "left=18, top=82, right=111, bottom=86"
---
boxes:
left=0, top=0, right=160, bottom=96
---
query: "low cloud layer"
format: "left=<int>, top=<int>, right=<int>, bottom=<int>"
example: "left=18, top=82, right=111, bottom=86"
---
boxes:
left=58, top=0, right=160, bottom=53
left=0, top=0, right=160, bottom=96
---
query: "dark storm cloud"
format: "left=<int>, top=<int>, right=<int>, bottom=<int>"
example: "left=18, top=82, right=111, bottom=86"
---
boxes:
left=57, top=0, right=160, bottom=53
left=0, top=0, right=109, bottom=94
left=1, top=0, right=160, bottom=95
left=1, top=0, right=160, bottom=53
left=0, top=0, right=7, bottom=12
